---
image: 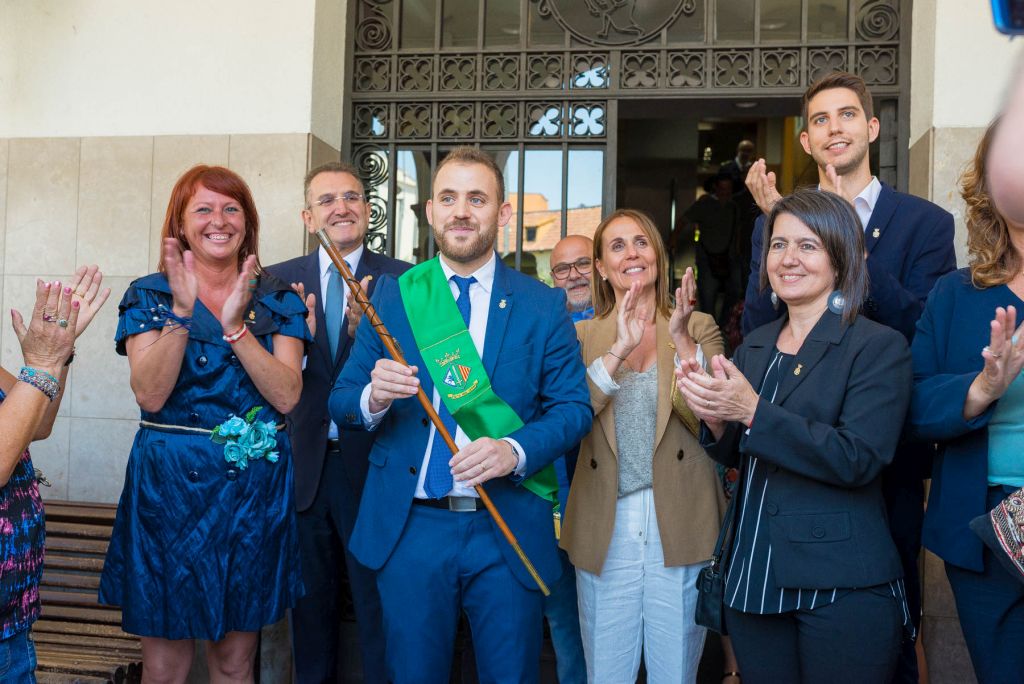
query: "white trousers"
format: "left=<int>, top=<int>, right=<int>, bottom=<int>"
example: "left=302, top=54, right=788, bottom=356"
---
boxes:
left=576, top=487, right=707, bottom=684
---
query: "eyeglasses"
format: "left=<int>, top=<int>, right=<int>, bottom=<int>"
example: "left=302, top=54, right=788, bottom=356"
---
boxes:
left=312, top=192, right=366, bottom=208
left=551, top=257, right=593, bottom=280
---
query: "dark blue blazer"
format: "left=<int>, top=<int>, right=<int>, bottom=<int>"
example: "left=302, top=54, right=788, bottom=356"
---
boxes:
left=908, top=269, right=1017, bottom=572
left=741, top=183, right=956, bottom=342
left=329, top=256, right=592, bottom=589
left=703, top=311, right=911, bottom=588
left=266, top=248, right=411, bottom=511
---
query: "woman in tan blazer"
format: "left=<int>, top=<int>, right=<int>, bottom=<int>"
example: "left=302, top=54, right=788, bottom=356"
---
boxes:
left=560, top=208, right=728, bottom=683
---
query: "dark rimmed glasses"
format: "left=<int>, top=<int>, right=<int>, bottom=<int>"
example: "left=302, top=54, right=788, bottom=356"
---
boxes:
left=551, top=257, right=593, bottom=280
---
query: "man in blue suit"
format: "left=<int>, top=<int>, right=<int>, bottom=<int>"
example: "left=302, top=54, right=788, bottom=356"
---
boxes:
left=740, top=72, right=956, bottom=684
left=330, top=146, right=591, bottom=683
left=266, top=161, right=410, bottom=683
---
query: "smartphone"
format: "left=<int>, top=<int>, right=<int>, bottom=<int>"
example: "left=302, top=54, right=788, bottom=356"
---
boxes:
left=992, top=0, right=1024, bottom=35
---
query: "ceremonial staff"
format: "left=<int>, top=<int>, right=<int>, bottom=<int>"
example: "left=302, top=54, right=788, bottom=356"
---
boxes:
left=315, top=229, right=551, bottom=596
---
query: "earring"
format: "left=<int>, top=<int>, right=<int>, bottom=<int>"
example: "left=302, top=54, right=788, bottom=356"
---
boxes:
left=827, top=290, right=845, bottom=315
left=770, top=291, right=779, bottom=310
left=602, top=276, right=607, bottom=281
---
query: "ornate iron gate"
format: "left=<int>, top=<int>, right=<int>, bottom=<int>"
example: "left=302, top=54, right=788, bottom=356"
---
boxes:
left=346, top=0, right=908, bottom=261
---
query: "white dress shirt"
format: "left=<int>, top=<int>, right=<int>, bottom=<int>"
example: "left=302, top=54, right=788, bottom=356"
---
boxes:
left=820, top=176, right=881, bottom=231
left=319, top=244, right=363, bottom=440
left=359, top=252, right=526, bottom=498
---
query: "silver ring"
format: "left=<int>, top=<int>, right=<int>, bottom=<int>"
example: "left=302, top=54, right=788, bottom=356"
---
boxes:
left=706, top=399, right=712, bottom=408
left=985, top=345, right=1002, bottom=359
left=57, top=318, right=69, bottom=328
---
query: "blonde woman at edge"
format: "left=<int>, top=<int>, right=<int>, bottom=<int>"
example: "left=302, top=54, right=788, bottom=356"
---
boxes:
left=560, top=208, right=731, bottom=683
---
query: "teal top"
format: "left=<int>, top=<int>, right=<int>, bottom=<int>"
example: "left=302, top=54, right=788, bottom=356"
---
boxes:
left=988, top=372, right=1024, bottom=487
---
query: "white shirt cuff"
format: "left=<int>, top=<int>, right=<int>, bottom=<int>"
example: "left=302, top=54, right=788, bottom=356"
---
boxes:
left=588, top=356, right=620, bottom=395
left=673, top=343, right=707, bottom=372
left=359, top=383, right=390, bottom=430
left=502, top=437, right=527, bottom=476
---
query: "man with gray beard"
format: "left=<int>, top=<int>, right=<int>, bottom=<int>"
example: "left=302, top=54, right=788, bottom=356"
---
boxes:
left=550, top=235, right=595, bottom=322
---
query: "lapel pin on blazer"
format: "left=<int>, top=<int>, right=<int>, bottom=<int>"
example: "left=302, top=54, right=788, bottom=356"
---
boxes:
left=499, top=299, right=507, bottom=309
left=872, top=228, right=881, bottom=239
left=794, top=363, right=803, bottom=376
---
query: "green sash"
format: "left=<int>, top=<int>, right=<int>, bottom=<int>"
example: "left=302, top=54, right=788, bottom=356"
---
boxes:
left=398, top=257, right=557, bottom=503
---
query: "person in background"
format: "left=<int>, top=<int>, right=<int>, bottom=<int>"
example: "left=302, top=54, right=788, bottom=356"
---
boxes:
left=908, top=120, right=1024, bottom=683
left=683, top=173, right=742, bottom=323
left=560, top=209, right=729, bottom=683
left=0, top=269, right=109, bottom=684
left=266, top=161, right=409, bottom=683
left=742, top=71, right=955, bottom=683
left=681, top=189, right=912, bottom=683
left=541, top=234, right=596, bottom=684
left=99, top=165, right=310, bottom=683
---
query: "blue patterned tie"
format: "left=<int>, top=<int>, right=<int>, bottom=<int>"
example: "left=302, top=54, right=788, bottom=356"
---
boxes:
left=424, top=275, right=476, bottom=498
left=325, top=262, right=348, bottom=360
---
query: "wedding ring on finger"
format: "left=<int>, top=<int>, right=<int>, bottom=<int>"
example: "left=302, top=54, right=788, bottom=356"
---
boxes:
left=984, top=345, right=1002, bottom=359
left=42, top=311, right=55, bottom=322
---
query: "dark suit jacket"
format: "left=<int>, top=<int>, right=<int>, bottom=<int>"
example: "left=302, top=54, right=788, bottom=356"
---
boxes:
left=703, top=311, right=912, bottom=589
left=329, top=256, right=592, bottom=589
left=741, top=183, right=956, bottom=342
left=266, top=247, right=411, bottom=512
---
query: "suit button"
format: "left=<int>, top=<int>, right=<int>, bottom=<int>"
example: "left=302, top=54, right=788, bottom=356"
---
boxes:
left=188, top=412, right=200, bottom=425
left=677, top=449, right=684, bottom=461
left=187, top=470, right=200, bottom=482
left=766, top=503, right=778, bottom=515
left=422, top=418, right=429, bottom=427
left=226, top=468, right=239, bottom=481
left=197, top=355, right=208, bottom=367
left=409, top=466, right=417, bottom=475
left=812, top=526, right=825, bottom=539
left=590, top=458, right=598, bottom=469
left=229, top=354, right=240, bottom=366
left=346, top=413, right=357, bottom=423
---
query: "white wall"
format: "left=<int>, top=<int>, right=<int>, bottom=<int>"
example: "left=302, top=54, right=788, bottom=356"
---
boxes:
left=0, top=0, right=319, bottom=138
left=911, top=0, right=1020, bottom=143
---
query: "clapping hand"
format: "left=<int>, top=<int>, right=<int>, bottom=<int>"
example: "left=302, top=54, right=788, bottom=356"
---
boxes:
left=67, top=265, right=111, bottom=338
left=220, top=255, right=259, bottom=332
left=668, top=267, right=698, bottom=360
left=967, top=307, right=1024, bottom=416
left=676, top=354, right=760, bottom=440
left=290, top=282, right=317, bottom=338
left=346, top=275, right=372, bottom=339
left=162, top=238, right=198, bottom=316
left=12, top=279, right=80, bottom=375
left=614, top=281, right=648, bottom=357
left=746, top=159, right=782, bottom=215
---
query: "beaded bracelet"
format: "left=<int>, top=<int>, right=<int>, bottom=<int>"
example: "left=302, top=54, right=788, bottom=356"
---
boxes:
left=19, top=367, right=60, bottom=401
left=223, top=324, right=249, bottom=344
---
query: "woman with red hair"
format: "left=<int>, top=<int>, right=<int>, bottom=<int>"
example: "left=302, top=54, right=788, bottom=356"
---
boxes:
left=99, top=165, right=310, bottom=682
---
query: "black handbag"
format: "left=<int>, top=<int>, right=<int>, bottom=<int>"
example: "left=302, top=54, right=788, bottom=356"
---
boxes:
left=695, top=493, right=737, bottom=634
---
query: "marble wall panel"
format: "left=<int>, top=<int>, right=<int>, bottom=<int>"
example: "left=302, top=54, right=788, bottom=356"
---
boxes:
left=32, top=417, right=70, bottom=501
left=148, top=135, right=231, bottom=273
left=228, top=133, right=308, bottom=265
left=67, top=417, right=136, bottom=503
left=0, top=139, right=9, bottom=272
left=78, top=137, right=154, bottom=276
left=6, top=138, right=81, bottom=276
left=933, top=126, right=986, bottom=268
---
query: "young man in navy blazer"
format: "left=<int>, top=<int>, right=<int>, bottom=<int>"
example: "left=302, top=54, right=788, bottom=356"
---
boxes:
left=330, top=146, right=591, bottom=683
left=740, top=72, right=956, bottom=684
left=266, top=162, right=410, bottom=683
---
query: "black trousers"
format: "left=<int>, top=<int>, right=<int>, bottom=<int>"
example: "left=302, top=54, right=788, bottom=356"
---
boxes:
left=292, top=449, right=386, bottom=684
left=725, top=586, right=902, bottom=684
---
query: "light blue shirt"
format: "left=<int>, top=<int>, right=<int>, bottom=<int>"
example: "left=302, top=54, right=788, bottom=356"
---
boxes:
left=988, top=372, right=1024, bottom=487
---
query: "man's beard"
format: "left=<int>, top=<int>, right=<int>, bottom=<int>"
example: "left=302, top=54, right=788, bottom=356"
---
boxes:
left=563, top=276, right=592, bottom=312
left=815, top=141, right=868, bottom=178
left=434, top=220, right=497, bottom=264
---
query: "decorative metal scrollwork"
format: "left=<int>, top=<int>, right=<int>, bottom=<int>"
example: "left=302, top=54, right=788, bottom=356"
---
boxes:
left=354, top=57, right=390, bottom=92
left=352, top=144, right=389, bottom=252
left=808, top=48, right=848, bottom=84
left=534, top=0, right=697, bottom=47
left=571, top=53, right=610, bottom=89
left=569, top=103, right=606, bottom=137
left=440, top=56, right=477, bottom=91
left=667, top=51, right=705, bottom=87
left=439, top=103, right=475, bottom=138
left=353, top=104, right=388, bottom=139
left=528, top=54, right=564, bottom=89
left=528, top=103, right=563, bottom=137
left=760, top=50, right=800, bottom=88
left=482, top=103, right=519, bottom=137
left=398, top=56, right=433, bottom=91
left=714, top=51, right=752, bottom=87
left=355, top=2, right=392, bottom=51
left=856, top=47, right=897, bottom=85
left=397, top=103, right=432, bottom=138
left=856, top=0, right=899, bottom=42
left=622, top=53, right=659, bottom=89
left=483, top=55, right=520, bottom=90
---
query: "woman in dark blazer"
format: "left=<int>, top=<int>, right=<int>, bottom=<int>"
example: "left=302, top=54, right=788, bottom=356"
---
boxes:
left=909, top=120, right=1024, bottom=683
left=677, top=189, right=913, bottom=683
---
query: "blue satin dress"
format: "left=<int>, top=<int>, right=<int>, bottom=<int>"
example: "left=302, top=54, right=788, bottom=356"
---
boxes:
left=98, top=272, right=310, bottom=640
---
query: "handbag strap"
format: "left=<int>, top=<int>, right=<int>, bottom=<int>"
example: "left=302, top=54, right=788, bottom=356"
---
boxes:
left=709, top=491, right=739, bottom=571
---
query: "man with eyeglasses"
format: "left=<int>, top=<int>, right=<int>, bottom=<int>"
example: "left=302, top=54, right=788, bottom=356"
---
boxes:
left=266, top=161, right=410, bottom=683
left=550, top=235, right=595, bottom=322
